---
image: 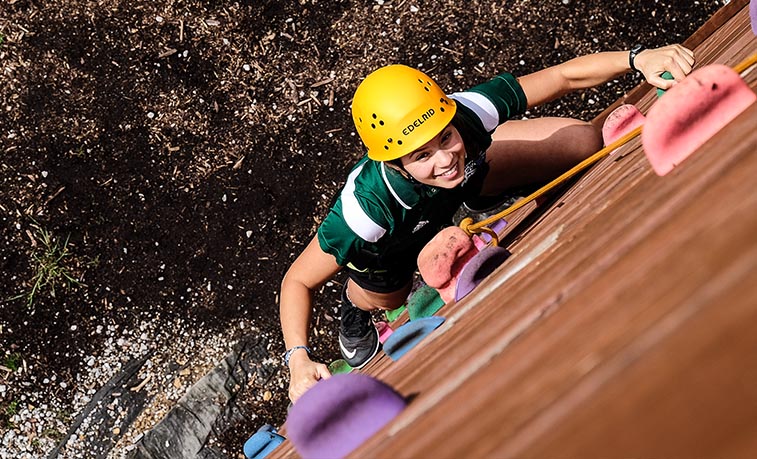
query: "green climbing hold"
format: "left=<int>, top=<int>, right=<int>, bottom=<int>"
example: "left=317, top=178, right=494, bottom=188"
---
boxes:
left=328, top=359, right=353, bottom=375
left=385, top=305, right=406, bottom=322
left=385, top=284, right=445, bottom=322
left=656, top=71, right=674, bottom=98
left=407, top=285, right=445, bottom=320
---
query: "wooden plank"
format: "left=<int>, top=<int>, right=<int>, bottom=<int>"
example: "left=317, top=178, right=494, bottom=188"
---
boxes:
left=354, top=94, right=757, bottom=459
left=500, top=104, right=757, bottom=458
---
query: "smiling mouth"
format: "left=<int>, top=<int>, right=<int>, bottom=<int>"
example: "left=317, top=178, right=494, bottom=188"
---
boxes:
left=436, top=162, right=459, bottom=178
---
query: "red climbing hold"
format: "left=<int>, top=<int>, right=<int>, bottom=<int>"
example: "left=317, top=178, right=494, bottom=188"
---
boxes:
left=602, top=104, right=646, bottom=148
left=642, top=64, right=756, bottom=176
left=417, top=226, right=479, bottom=303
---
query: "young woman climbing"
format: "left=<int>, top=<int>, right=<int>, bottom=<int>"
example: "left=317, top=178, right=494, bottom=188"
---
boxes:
left=280, top=44, right=695, bottom=402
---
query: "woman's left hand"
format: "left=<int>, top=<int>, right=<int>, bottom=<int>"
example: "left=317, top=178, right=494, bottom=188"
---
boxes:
left=634, top=44, right=695, bottom=89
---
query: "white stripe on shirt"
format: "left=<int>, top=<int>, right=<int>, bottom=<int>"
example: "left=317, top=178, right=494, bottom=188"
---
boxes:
left=341, top=163, right=387, bottom=243
left=450, top=91, right=500, bottom=132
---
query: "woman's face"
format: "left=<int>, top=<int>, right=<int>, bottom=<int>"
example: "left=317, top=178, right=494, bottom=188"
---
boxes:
left=398, top=124, right=466, bottom=189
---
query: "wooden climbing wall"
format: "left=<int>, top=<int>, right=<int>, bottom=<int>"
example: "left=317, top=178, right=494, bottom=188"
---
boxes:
left=270, top=1, right=757, bottom=457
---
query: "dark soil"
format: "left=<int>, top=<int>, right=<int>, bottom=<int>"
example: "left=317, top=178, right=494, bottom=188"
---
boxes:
left=0, top=0, right=722, bottom=456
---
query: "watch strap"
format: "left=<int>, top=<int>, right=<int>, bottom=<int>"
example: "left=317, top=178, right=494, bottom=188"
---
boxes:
left=629, top=44, right=645, bottom=72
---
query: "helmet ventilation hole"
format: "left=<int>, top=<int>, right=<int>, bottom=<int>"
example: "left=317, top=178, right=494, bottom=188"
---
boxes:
left=369, top=113, right=385, bottom=130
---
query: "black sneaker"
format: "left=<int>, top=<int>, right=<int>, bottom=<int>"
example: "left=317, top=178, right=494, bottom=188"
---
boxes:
left=338, top=302, right=380, bottom=369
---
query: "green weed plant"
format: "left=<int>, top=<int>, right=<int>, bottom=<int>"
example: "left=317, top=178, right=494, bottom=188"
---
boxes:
left=4, top=352, right=22, bottom=371
left=11, top=222, right=81, bottom=308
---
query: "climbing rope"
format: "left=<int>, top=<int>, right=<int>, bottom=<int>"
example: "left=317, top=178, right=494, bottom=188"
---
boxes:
left=460, top=53, right=757, bottom=246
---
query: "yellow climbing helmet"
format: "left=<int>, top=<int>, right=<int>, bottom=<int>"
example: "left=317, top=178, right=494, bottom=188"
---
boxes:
left=351, top=65, right=456, bottom=161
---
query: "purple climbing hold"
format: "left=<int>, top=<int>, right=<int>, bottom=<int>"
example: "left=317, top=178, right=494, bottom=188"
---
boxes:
left=751, top=0, right=757, bottom=35
left=286, top=373, right=406, bottom=459
left=454, top=246, right=510, bottom=302
left=473, top=219, right=508, bottom=249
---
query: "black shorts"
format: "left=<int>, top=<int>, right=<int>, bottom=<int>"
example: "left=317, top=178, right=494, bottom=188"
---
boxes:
left=345, top=263, right=415, bottom=294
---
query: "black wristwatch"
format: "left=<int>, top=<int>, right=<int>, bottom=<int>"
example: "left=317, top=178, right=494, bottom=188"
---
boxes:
left=629, top=44, right=645, bottom=72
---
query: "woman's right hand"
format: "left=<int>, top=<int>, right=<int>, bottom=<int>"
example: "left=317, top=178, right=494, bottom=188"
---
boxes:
left=633, top=44, right=695, bottom=89
left=287, top=352, right=331, bottom=403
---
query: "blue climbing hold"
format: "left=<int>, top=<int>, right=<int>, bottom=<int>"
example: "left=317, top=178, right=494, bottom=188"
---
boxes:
left=383, top=316, right=445, bottom=361
left=243, top=424, right=285, bottom=459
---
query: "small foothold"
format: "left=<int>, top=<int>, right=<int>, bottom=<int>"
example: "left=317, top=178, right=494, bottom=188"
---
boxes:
left=656, top=71, right=675, bottom=98
left=602, top=104, right=646, bottom=147
left=383, top=316, right=446, bottom=361
left=243, top=425, right=286, bottom=459
left=454, top=246, right=511, bottom=302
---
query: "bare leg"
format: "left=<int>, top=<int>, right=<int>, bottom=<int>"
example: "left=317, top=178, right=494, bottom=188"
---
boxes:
left=480, top=117, right=602, bottom=195
left=345, top=278, right=411, bottom=312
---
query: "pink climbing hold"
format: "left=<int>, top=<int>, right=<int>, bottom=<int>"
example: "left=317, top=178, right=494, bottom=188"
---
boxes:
left=417, top=226, right=479, bottom=303
left=641, top=64, right=757, bottom=176
left=375, top=321, right=393, bottom=343
left=602, top=104, right=646, bottom=148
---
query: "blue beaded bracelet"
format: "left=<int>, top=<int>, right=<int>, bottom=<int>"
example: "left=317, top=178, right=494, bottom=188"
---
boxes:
left=283, top=345, right=311, bottom=367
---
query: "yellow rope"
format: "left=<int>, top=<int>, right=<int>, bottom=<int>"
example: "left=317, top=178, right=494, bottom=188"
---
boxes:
left=459, top=126, right=642, bottom=242
left=734, top=53, right=757, bottom=73
left=459, top=53, right=757, bottom=244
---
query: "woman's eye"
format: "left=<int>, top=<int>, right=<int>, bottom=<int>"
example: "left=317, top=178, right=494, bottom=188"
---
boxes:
left=441, top=132, right=452, bottom=143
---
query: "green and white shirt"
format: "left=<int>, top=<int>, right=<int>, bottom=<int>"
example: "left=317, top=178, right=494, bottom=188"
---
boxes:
left=317, top=72, right=527, bottom=271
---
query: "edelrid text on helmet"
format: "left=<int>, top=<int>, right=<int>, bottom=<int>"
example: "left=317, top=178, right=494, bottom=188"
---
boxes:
left=351, top=65, right=457, bottom=161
